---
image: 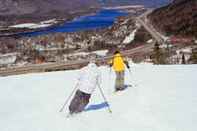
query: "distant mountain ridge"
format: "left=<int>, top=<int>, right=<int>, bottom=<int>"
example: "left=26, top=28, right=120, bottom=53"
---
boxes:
left=0, top=0, right=172, bottom=17
left=0, top=0, right=100, bottom=26
left=0, top=0, right=172, bottom=26
left=98, top=0, right=172, bottom=7
left=149, top=0, right=197, bottom=37
left=0, top=0, right=99, bottom=16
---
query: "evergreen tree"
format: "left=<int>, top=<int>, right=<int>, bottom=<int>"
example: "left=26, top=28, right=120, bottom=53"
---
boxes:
left=152, top=43, right=167, bottom=64
left=189, top=48, right=197, bottom=64
left=181, top=53, right=186, bottom=64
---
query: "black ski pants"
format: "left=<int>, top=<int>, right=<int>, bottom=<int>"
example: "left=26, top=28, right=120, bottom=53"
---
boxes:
left=69, top=90, right=91, bottom=114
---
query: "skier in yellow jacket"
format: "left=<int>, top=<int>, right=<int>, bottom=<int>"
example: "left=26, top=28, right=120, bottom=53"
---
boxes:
left=109, top=50, right=130, bottom=91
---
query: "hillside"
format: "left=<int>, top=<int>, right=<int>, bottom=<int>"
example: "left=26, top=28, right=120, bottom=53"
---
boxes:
left=0, top=64, right=197, bottom=131
left=0, top=0, right=99, bottom=16
left=0, top=0, right=172, bottom=26
left=148, top=0, right=197, bottom=37
left=0, top=0, right=99, bottom=26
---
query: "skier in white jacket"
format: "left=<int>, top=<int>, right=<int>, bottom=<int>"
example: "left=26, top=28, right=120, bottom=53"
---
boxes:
left=69, top=61, right=101, bottom=114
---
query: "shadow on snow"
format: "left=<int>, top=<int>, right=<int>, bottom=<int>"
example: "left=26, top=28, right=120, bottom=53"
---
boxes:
left=84, top=85, right=132, bottom=112
left=84, top=102, right=109, bottom=112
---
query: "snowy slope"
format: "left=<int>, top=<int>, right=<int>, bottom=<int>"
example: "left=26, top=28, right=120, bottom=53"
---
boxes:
left=0, top=64, right=197, bottom=131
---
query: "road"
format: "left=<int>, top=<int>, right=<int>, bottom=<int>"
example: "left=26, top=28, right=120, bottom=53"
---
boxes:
left=136, top=9, right=165, bottom=44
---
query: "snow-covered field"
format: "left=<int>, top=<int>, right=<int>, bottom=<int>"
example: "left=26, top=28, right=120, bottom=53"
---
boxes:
left=9, top=19, right=57, bottom=29
left=68, top=50, right=109, bottom=57
left=0, top=64, right=197, bottom=131
left=123, top=29, right=137, bottom=44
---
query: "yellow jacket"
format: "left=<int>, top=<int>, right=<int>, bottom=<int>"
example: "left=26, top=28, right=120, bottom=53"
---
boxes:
left=110, top=53, right=125, bottom=72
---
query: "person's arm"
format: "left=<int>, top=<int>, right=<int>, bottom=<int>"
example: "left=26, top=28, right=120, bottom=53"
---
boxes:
left=108, top=59, right=113, bottom=67
left=97, top=72, right=102, bottom=85
left=123, top=57, right=130, bottom=69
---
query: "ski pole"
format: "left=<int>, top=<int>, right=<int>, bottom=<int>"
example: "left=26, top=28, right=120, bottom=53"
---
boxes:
left=108, top=67, right=112, bottom=93
left=126, top=66, right=138, bottom=87
left=59, top=82, right=79, bottom=112
left=127, top=67, right=132, bottom=77
left=96, top=80, right=112, bottom=113
left=125, top=65, right=133, bottom=86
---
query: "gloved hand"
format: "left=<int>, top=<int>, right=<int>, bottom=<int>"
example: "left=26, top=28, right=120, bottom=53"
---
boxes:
left=126, top=64, right=130, bottom=69
left=124, top=61, right=130, bottom=69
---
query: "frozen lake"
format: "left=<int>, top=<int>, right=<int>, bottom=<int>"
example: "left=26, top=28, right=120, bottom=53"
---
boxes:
left=17, top=9, right=128, bottom=37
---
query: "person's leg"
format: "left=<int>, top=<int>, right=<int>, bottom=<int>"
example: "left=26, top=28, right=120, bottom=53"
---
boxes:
left=69, top=90, right=91, bottom=114
left=77, top=92, right=91, bottom=112
left=115, top=72, right=121, bottom=91
left=119, top=71, right=125, bottom=90
left=115, top=71, right=125, bottom=91
left=69, top=90, right=81, bottom=114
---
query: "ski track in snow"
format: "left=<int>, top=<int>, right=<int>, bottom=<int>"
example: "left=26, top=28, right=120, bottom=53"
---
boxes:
left=0, top=64, right=197, bottom=131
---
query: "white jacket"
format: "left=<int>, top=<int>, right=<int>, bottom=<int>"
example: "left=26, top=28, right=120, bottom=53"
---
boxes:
left=78, top=63, right=101, bottom=94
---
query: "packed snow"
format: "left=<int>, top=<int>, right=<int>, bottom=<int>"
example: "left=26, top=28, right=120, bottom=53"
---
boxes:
left=68, top=50, right=108, bottom=57
left=40, top=19, right=57, bottom=24
left=10, top=23, right=52, bottom=29
left=9, top=19, right=57, bottom=29
left=92, top=50, right=108, bottom=57
left=160, top=44, right=173, bottom=49
left=0, top=53, right=18, bottom=65
left=147, top=39, right=153, bottom=44
left=0, top=64, right=197, bottom=131
left=176, top=47, right=192, bottom=54
left=123, top=29, right=137, bottom=44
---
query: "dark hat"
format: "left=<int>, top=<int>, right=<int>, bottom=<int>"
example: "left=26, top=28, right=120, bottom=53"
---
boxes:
left=114, top=50, right=120, bottom=55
